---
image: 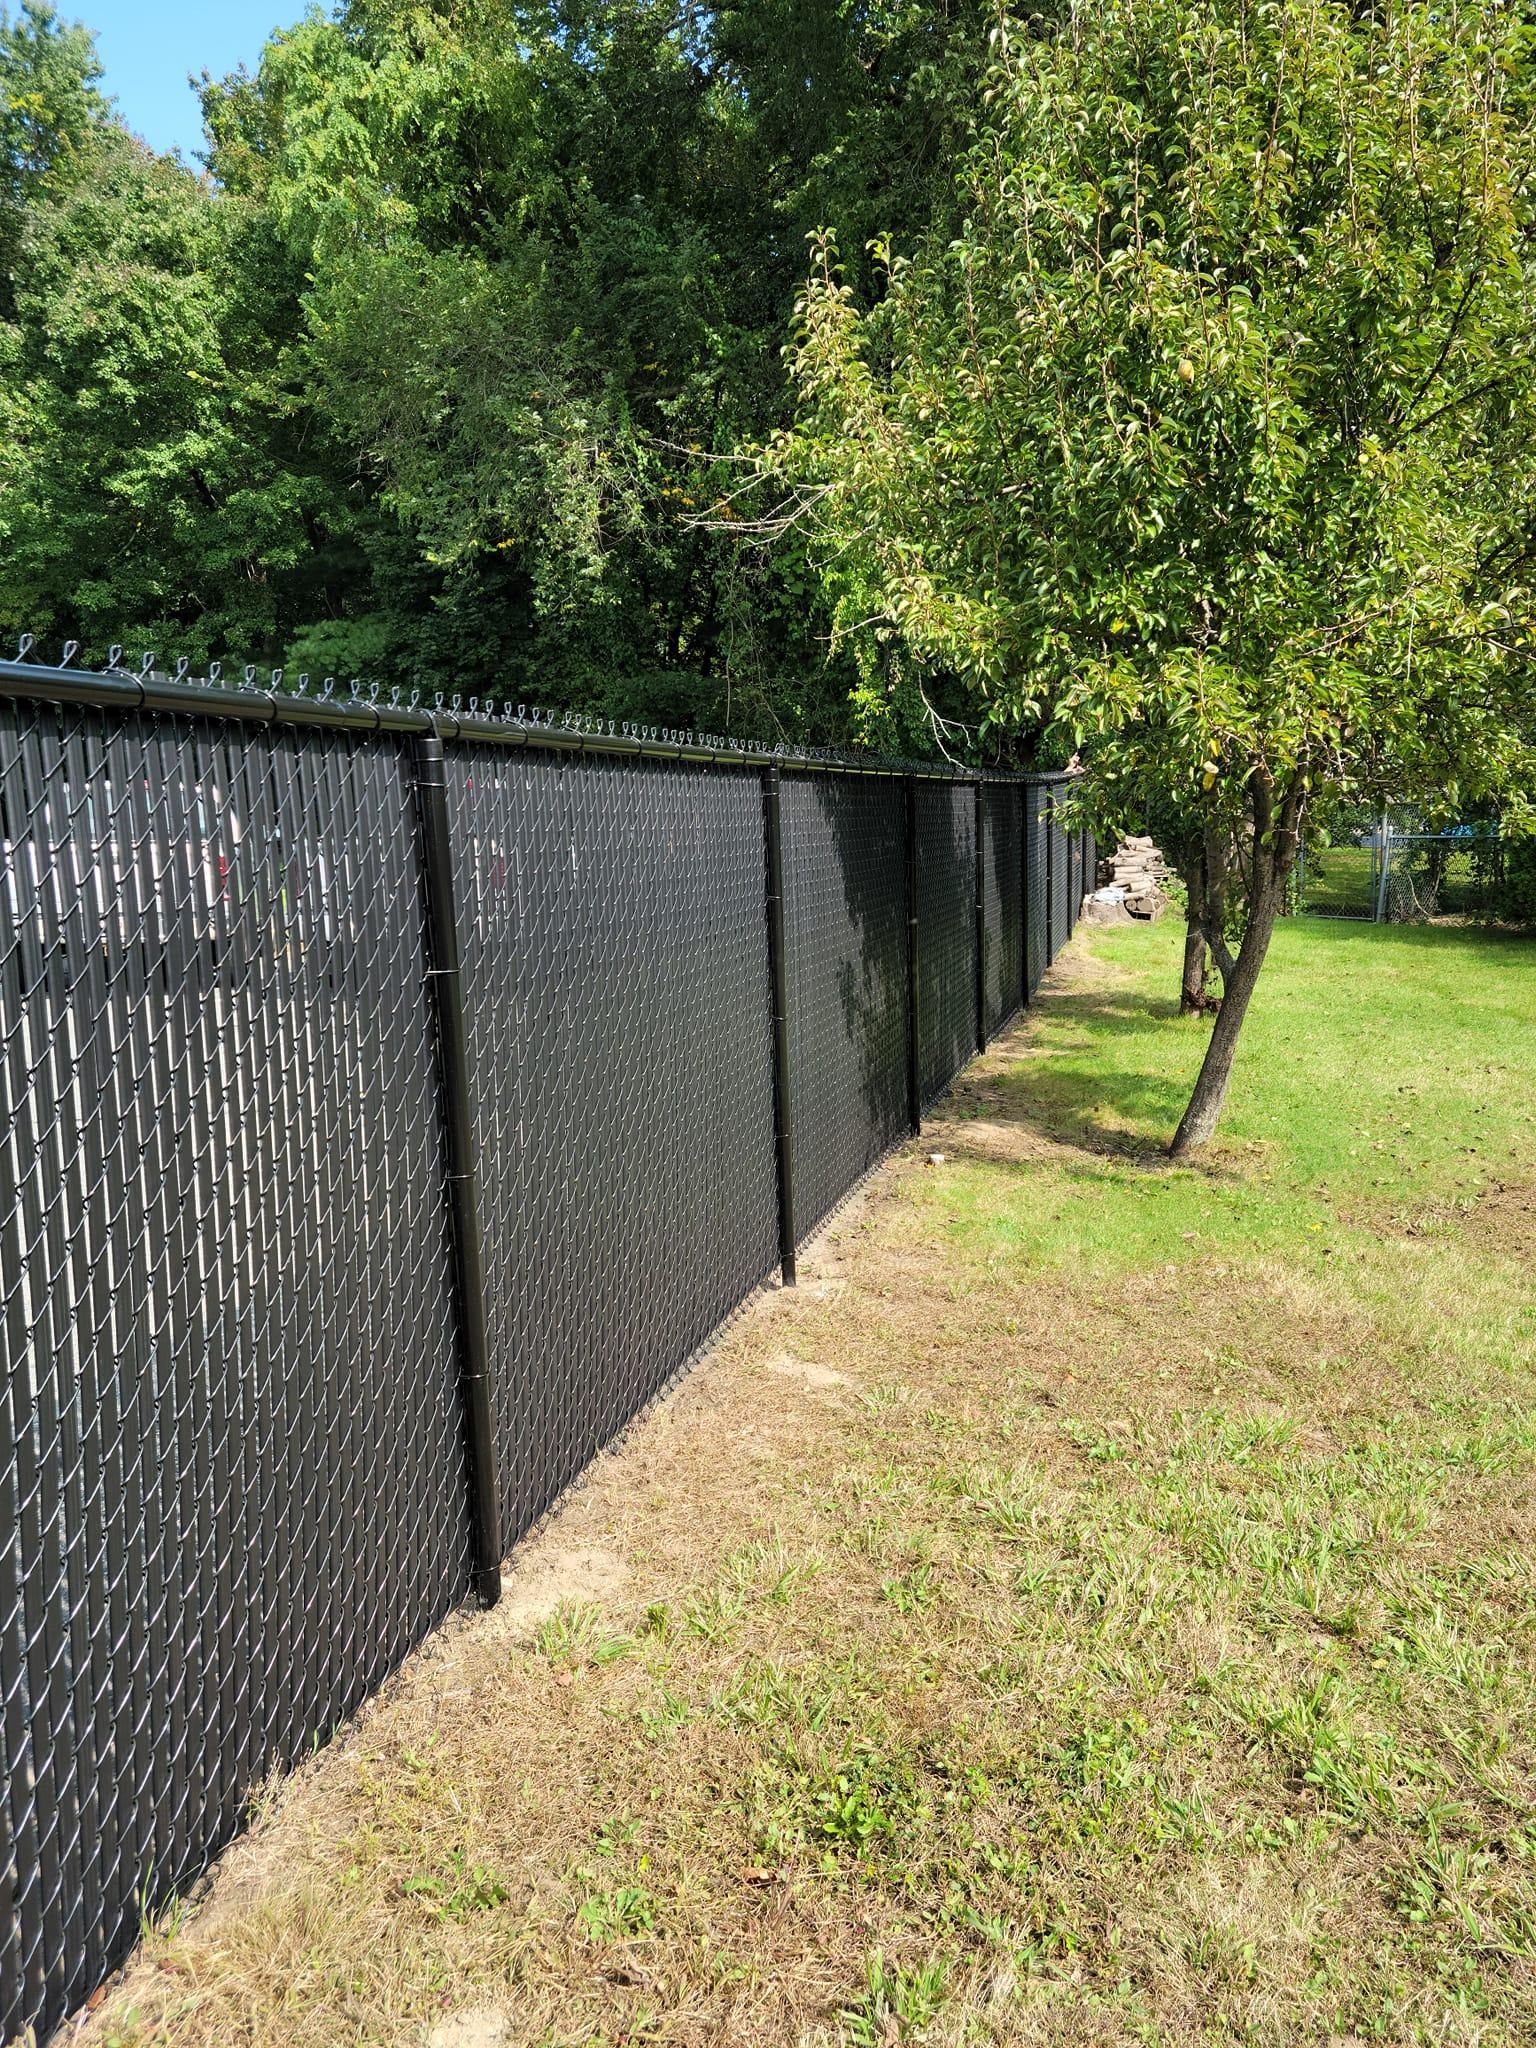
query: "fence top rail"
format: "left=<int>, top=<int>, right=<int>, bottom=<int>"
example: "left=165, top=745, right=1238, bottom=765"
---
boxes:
left=0, top=650, right=1078, bottom=788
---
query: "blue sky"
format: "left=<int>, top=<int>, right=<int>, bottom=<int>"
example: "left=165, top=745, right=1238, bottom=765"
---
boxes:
left=72, top=0, right=309, bottom=158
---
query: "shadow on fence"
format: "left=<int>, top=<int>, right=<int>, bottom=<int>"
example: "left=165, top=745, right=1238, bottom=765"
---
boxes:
left=0, top=652, right=1093, bottom=2042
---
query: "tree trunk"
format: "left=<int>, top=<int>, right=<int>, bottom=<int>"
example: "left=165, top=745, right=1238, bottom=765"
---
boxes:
left=1181, top=915, right=1209, bottom=1014
left=1179, top=845, right=1210, bottom=1013
left=1169, top=878, right=1282, bottom=1157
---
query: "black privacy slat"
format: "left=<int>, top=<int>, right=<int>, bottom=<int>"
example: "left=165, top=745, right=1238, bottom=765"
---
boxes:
left=983, top=786, right=1024, bottom=1037
left=1051, top=797, right=1071, bottom=963
left=0, top=703, right=469, bottom=2043
left=1025, top=786, right=1049, bottom=1000
left=446, top=751, right=780, bottom=1543
left=916, top=782, right=976, bottom=1106
left=780, top=775, right=908, bottom=1240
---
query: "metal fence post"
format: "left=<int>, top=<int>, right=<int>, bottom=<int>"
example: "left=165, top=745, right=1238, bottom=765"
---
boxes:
left=1375, top=812, right=1392, bottom=923
left=762, top=763, right=798, bottom=1286
left=1045, top=788, right=1057, bottom=964
left=412, top=733, right=503, bottom=1608
left=974, top=782, right=988, bottom=1052
left=905, top=775, right=922, bottom=1133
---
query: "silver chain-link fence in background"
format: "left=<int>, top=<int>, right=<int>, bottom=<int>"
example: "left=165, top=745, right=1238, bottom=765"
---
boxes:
left=0, top=652, right=1094, bottom=2043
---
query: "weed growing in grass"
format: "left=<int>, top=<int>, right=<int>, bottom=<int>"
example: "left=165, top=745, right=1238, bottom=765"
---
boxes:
left=400, top=1849, right=510, bottom=1922
left=533, top=1602, right=600, bottom=1662
left=880, top=1563, right=937, bottom=1614
left=838, top=1950, right=949, bottom=2043
left=575, top=1879, right=658, bottom=1942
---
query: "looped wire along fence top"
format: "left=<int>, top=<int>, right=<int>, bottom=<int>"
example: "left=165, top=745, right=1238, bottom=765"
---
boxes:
left=0, top=644, right=1093, bottom=2044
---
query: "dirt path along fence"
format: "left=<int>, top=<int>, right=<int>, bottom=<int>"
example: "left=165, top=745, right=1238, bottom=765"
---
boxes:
left=0, top=651, right=1093, bottom=2043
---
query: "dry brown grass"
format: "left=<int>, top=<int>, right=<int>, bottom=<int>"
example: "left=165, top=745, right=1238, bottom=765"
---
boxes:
left=65, top=926, right=1536, bottom=2048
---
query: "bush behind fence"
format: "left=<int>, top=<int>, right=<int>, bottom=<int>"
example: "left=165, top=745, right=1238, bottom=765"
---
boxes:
left=0, top=655, right=1092, bottom=2042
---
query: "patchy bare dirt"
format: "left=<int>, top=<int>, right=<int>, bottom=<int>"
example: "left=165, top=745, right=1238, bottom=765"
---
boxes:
left=488, top=1545, right=630, bottom=1643
left=763, top=1350, right=850, bottom=1392
left=427, top=2010, right=511, bottom=2048
left=1467, top=1179, right=1536, bottom=1261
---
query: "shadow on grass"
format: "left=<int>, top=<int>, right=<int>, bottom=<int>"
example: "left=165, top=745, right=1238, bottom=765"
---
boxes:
left=943, top=979, right=1209, bottom=1169
left=940, top=916, right=1532, bottom=1189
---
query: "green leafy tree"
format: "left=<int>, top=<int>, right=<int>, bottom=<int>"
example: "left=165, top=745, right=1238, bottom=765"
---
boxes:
left=780, top=0, right=1536, bottom=1151
left=190, top=0, right=988, bottom=726
left=1, top=0, right=990, bottom=736
left=0, top=121, right=355, bottom=660
left=0, top=0, right=105, bottom=317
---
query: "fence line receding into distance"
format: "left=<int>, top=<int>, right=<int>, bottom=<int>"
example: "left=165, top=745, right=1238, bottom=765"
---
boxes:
left=0, top=652, right=1094, bottom=2042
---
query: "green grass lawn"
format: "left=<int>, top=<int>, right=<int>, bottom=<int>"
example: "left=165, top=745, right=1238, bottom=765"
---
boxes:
left=89, top=920, right=1536, bottom=2048
left=949, top=916, right=1536, bottom=1272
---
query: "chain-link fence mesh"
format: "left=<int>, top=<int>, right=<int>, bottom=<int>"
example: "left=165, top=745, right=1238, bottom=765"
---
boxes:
left=1025, top=788, right=1049, bottom=1000
left=781, top=774, right=910, bottom=1241
left=1297, top=829, right=1514, bottom=923
left=983, top=787, right=1024, bottom=1037
left=446, top=750, right=781, bottom=1543
left=916, top=783, right=977, bottom=1106
left=0, top=702, right=472, bottom=2041
left=0, top=656, right=1088, bottom=2044
left=1050, top=798, right=1071, bottom=964
left=1381, top=835, right=1502, bottom=923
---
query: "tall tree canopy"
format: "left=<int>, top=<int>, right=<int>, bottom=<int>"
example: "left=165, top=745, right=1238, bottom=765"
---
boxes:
left=0, top=0, right=988, bottom=739
left=780, top=0, right=1536, bottom=1146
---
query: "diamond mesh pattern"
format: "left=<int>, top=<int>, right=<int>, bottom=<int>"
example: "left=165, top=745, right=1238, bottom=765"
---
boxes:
left=916, top=783, right=976, bottom=1105
left=1025, top=787, right=1049, bottom=1000
left=446, top=751, right=780, bottom=1542
left=1050, top=795, right=1070, bottom=963
left=983, top=787, right=1024, bottom=1037
left=0, top=702, right=469, bottom=2043
left=780, top=775, right=908, bottom=1241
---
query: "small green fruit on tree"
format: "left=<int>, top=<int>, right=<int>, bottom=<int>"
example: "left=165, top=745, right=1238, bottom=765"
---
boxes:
left=779, top=0, right=1536, bottom=1152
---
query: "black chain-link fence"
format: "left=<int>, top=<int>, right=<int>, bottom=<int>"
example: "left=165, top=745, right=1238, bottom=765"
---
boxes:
left=0, top=653, right=1092, bottom=2044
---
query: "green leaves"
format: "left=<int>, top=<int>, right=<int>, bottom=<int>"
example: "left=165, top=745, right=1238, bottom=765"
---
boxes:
left=784, top=0, right=1536, bottom=826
